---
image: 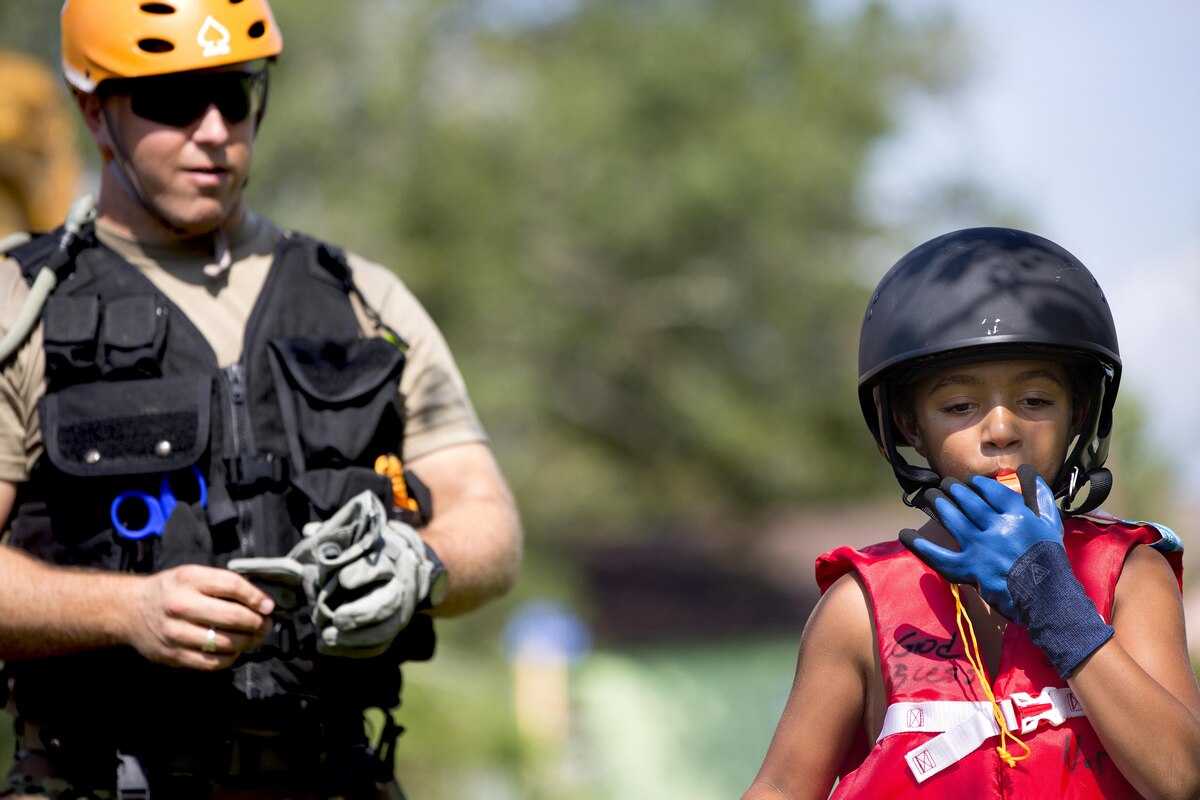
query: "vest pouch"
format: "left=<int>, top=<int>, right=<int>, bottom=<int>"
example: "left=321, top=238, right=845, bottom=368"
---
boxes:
left=100, top=294, right=168, bottom=379
left=155, top=497, right=215, bottom=569
left=268, top=337, right=405, bottom=471
left=39, top=374, right=212, bottom=478
left=290, top=466, right=428, bottom=527
left=29, top=375, right=214, bottom=571
left=42, top=294, right=100, bottom=384
left=291, top=466, right=393, bottom=519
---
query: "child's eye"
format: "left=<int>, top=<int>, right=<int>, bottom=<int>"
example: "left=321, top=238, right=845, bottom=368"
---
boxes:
left=942, top=402, right=974, bottom=414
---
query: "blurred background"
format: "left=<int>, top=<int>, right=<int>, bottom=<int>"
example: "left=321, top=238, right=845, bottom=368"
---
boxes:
left=2, top=0, right=1197, bottom=797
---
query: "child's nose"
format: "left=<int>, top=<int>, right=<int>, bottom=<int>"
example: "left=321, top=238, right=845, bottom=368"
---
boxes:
left=981, top=404, right=1021, bottom=449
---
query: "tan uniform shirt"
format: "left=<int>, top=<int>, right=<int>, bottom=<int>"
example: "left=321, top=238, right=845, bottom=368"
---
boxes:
left=0, top=212, right=486, bottom=483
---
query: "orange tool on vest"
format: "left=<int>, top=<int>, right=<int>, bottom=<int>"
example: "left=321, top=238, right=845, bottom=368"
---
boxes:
left=374, top=454, right=420, bottom=513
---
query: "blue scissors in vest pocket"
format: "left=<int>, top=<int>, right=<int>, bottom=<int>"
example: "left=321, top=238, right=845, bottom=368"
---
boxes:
left=110, top=464, right=208, bottom=541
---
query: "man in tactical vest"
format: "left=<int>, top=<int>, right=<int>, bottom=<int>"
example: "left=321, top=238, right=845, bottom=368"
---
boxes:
left=0, top=2, right=523, bottom=798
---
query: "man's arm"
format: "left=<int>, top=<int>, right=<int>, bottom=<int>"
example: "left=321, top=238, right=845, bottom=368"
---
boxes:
left=0, top=479, right=275, bottom=670
left=406, top=442, right=522, bottom=617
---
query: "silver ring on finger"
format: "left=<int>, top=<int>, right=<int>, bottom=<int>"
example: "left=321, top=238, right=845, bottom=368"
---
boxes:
left=203, top=627, right=218, bottom=654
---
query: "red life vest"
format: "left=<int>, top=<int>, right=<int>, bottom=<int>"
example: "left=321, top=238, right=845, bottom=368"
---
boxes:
left=815, top=516, right=1183, bottom=799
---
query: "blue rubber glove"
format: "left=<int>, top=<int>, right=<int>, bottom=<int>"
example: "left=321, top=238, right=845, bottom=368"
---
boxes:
left=900, top=464, right=1114, bottom=678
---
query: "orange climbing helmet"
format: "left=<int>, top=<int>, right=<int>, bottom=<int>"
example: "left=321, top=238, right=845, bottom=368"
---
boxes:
left=61, top=0, right=284, bottom=92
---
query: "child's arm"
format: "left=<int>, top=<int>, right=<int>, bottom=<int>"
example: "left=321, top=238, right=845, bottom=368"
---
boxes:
left=904, top=466, right=1200, bottom=800
left=1067, top=544, right=1200, bottom=800
left=741, top=572, right=873, bottom=800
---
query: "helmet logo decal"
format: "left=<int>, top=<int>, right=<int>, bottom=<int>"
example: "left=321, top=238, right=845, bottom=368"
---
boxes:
left=198, top=16, right=232, bottom=58
left=983, top=317, right=1002, bottom=335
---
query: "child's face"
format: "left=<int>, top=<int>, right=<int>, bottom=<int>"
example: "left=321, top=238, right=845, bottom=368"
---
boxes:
left=896, top=359, right=1078, bottom=485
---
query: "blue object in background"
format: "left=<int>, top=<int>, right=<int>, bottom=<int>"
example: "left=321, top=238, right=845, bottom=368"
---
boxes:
left=503, top=600, right=591, bottom=665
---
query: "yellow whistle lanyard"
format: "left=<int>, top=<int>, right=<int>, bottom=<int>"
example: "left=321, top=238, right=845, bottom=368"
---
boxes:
left=949, top=583, right=1032, bottom=767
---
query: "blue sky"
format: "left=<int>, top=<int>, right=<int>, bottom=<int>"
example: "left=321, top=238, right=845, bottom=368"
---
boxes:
left=869, top=0, right=1200, bottom=497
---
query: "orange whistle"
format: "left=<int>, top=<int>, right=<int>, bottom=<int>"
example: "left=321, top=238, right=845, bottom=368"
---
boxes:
left=997, top=471, right=1021, bottom=492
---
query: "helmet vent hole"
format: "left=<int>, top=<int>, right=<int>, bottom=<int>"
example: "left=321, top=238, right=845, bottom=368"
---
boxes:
left=137, top=38, right=176, bottom=54
left=230, top=0, right=246, bottom=4
left=139, top=3, right=176, bottom=14
left=248, top=21, right=266, bottom=39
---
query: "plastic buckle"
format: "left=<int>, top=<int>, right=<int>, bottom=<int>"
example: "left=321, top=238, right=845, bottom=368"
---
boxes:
left=1000, top=689, right=1067, bottom=734
left=224, top=453, right=288, bottom=490
left=116, top=752, right=150, bottom=800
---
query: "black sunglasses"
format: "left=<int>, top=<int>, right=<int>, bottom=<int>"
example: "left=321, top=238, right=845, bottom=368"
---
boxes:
left=103, top=71, right=268, bottom=128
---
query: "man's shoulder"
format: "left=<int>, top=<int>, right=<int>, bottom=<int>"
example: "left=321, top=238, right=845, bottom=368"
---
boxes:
left=342, top=249, right=408, bottom=288
left=0, top=230, right=54, bottom=281
left=268, top=230, right=439, bottom=342
left=339, top=249, right=426, bottom=314
left=270, top=226, right=409, bottom=292
left=0, top=250, right=36, bottom=319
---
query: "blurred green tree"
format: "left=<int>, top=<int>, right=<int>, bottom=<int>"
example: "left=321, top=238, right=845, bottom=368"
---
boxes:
left=249, top=0, right=969, bottom=544
left=11, top=4, right=1167, bottom=545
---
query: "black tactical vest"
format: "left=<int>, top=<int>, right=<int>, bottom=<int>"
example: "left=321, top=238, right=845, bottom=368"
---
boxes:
left=4, top=228, right=434, bottom=761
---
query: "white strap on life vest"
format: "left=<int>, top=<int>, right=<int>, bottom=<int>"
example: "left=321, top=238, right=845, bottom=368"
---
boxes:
left=878, top=687, right=1086, bottom=783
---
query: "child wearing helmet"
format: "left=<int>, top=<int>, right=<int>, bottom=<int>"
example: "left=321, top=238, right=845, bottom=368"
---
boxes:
left=742, top=228, right=1200, bottom=799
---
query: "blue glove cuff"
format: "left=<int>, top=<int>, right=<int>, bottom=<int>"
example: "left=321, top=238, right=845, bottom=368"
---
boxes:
left=1008, top=540, right=1114, bottom=679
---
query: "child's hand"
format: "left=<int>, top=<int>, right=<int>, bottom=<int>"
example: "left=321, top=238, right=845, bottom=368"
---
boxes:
left=900, top=463, right=1114, bottom=678
left=900, top=464, right=1061, bottom=621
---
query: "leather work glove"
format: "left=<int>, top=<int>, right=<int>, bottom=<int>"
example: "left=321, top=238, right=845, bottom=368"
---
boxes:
left=310, top=501, right=434, bottom=658
left=900, top=464, right=1114, bottom=678
left=229, top=490, right=437, bottom=659
left=226, top=552, right=311, bottom=613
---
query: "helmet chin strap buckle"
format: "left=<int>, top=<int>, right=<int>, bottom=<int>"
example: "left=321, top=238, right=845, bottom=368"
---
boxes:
left=903, top=486, right=940, bottom=522
left=1061, top=466, right=1112, bottom=516
left=893, top=456, right=940, bottom=516
left=1066, top=466, right=1081, bottom=505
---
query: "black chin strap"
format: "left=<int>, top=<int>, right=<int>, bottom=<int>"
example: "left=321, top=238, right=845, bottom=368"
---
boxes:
left=900, top=465, right=1112, bottom=519
left=875, top=384, right=941, bottom=510
left=100, top=103, right=192, bottom=237
left=1062, top=467, right=1112, bottom=515
left=1054, top=370, right=1114, bottom=515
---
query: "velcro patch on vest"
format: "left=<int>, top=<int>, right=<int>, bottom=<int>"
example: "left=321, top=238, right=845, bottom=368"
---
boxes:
left=39, top=374, right=212, bottom=477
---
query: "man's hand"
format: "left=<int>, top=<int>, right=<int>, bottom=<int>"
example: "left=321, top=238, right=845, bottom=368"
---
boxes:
left=0, top=483, right=273, bottom=668
left=125, top=564, right=275, bottom=670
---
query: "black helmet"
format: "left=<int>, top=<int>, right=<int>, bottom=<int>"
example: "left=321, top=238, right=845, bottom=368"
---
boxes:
left=858, top=227, right=1121, bottom=513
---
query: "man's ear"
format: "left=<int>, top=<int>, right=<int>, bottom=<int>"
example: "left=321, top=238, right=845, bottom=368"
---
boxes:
left=74, top=90, right=114, bottom=161
left=892, top=409, right=927, bottom=458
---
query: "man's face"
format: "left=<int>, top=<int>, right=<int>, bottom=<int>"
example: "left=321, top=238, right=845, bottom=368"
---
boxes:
left=896, top=358, right=1078, bottom=486
left=94, top=64, right=265, bottom=237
